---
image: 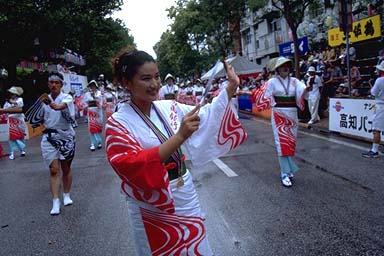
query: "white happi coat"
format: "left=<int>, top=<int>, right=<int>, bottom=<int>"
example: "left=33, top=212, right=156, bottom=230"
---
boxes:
left=371, top=76, right=384, bottom=131
left=105, top=89, right=247, bottom=256
left=41, top=93, right=75, bottom=167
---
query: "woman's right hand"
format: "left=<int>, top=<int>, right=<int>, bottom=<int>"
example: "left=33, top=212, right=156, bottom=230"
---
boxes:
left=176, top=105, right=201, bottom=141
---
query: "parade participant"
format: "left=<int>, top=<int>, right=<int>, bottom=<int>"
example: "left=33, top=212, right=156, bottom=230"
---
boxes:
left=306, top=66, right=322, bottom=125
left=105, top=50, right=246, bottom=255
left=193, top=78, right=205, bottom=105
left=252, top=57, right=310, bottom=187
left=83, top=80, right=103, bottom=151
left=0, top=86, right=27, bottom=160
left=159, top=73, right=178, bottom=100
left=362, top=61, right=384, bottom=158
left=104, top=83, right=117, bottom=119
left=25, top=72, right=76, bottom=215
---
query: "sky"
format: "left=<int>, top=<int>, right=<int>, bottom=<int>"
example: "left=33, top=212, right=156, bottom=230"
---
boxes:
left=113, top=0, right=177, bottom=58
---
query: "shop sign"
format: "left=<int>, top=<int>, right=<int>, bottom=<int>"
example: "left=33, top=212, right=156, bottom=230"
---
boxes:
left=328, top=15, right=381, bottom=47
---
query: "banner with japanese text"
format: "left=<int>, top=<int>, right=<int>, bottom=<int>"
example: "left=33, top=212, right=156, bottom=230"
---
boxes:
left=328, top=15, right=381, bottom=47
left=329, top=98, right=384, bottom=142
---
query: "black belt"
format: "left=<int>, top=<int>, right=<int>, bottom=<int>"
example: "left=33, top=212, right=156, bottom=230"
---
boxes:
left=167, top=163, right=187, bottom=181
left=274, top=96, right=296, bottom=108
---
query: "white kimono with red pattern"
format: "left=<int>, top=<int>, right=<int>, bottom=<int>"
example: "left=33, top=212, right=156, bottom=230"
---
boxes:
left=105, top=89, right=247, bottom=256
left=253, top=76, right=306, bottom=157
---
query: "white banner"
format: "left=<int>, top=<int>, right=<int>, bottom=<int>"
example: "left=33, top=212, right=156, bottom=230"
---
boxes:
left=62, top=73, right=88, bottom=96
left=329, top=98, right=384, bottom=142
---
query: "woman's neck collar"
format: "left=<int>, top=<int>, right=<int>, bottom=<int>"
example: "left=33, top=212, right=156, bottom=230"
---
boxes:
left=132, top=99, right=152, bottom=116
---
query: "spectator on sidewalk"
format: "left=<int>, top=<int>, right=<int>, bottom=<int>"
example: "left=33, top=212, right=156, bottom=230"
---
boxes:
left=306, top=66, right=322, bottom=125
left=362, top=61, right=384, bottom=158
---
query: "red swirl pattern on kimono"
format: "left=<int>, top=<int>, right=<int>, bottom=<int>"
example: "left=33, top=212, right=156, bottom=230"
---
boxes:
left=251, top=82, right=272, bottom=111
left=217, top=105, right=247, bottom=150
left=8, top=117, right=25, bottom=140
left=88, top=109, right=103, bottom=134
left=273, top=111, right=296, bottom=156
left=105, top=117, right=175, bottom=213
left=141, top=208, right=206, bottom=256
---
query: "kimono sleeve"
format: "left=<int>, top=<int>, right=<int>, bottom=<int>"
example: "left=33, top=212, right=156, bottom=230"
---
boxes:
left=181, top=89, right=247, bottom=168
left=295, top=79, right=307, bottom=111
left=105, top=117, right=169, bottom=191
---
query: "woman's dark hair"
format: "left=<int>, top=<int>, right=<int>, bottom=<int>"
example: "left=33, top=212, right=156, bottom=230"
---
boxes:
left=114, top=50, right=155, bottom=83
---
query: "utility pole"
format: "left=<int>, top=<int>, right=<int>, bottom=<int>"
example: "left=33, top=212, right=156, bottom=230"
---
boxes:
left=339, top=0, right=352, bottom=97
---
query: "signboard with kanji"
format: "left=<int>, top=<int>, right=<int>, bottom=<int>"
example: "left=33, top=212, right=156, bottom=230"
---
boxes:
left=328, top=15, right=381, bottom=47
left=329, top=98, right=384, bottom=142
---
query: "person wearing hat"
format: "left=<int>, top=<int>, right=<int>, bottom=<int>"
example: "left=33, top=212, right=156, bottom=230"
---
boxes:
left=104, top=83, right=117, bottom=119
left=0, top=86, right=27, bottom=160
left=306, top=66, right=322, bottom=125
left=83, top=80, right=103, bottom=151
left=193, top=78, right=204, bottom=105
left=159, top=73, right=178, bottom=100
left=24, top=72, right=76, bottom=215
left=253, top=57, right=311, bottom=187
left=362, top=61, right=384, bottom=158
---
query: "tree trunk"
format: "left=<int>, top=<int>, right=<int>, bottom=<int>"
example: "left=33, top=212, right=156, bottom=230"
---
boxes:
left=291, top=30, right=301, bottom=79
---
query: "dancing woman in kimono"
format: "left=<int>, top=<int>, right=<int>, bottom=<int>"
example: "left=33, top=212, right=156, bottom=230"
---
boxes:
left=105, top=50, right=247, bottom=256
left=25, top=72, right=76, bottom=215
left=252, top=57, right=310, bottom=187
left=0, top=86, right=27, bottom=160
left=84, top=80, right=103, bottom=151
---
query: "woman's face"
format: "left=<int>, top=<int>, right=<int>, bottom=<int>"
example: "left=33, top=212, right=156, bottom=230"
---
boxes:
left=126, top=61, right=161, bottom=103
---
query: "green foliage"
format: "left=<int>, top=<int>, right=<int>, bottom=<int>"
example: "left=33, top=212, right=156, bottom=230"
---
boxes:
left=155, top=0, right=247, bottom=79
left=0, top=0, right=134, bottom=81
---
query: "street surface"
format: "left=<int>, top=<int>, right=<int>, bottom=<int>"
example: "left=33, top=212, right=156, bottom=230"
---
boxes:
left=1, top=113, right=383, bottom=256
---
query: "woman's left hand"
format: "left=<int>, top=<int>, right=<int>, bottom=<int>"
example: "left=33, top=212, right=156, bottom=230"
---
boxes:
left=224, top=61, right=240, bottom=98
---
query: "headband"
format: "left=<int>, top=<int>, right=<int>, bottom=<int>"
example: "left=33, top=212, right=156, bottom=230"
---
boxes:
left=48, top=75, right=64, bottom=83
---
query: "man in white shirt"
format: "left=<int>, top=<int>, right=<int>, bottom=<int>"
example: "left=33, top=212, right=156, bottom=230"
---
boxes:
left=159, top=73, right=178, bottom=100
left=306, top=66, right=323, bottom=125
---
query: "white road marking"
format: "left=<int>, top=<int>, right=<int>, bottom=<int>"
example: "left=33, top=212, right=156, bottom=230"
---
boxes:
left=212, top=159, right=238, bottom=177
left=254, top=117, right=368, bottom=151
left=298, top=130, right=368, bottom=151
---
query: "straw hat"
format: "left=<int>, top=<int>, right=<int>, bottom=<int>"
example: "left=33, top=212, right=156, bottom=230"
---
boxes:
left=376, top=61, right=384, bottom=72
left=307, top=66, right=316, bottom=72
left=88, top=80, right=99, bottom=88
left=273, top=57, right=292, bottom=70
left=164, top=73, right=175, bottom=82
left=8, top=86, right=24, bottom=96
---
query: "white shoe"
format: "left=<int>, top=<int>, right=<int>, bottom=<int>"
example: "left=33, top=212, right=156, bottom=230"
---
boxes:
left=63, top=193, right=73, bottom=206
left=9, top=153, right=14, bottom=160
left=90, top=144, right=95, bottom=151
left=281, top=174, right=292, bottom=187
left=50, top=198, right=61, bottom=215
left=21, top=150, right=26, bottom=157
left=97, top=143, right=102, bottom=149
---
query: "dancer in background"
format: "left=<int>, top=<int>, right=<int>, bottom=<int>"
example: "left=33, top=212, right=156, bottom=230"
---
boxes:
left=0, top=86, right=27, bottom=160
left=253, top=57, right=310, bottom=187
left=83, top=80, right=103, bottom=151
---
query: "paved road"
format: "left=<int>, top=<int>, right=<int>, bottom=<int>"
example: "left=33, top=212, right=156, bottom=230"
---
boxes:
left=1, top=114, right=383, bottom=256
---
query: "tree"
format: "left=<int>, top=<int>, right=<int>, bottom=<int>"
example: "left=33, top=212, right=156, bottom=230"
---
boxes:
left=0, top=0, right=134, bottom=82
left=248, top=0, right=318, bottom=77
left=155, top=0, right=247, bottom=79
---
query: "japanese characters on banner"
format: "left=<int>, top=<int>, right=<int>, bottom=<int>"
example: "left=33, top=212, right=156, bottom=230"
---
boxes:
left=0, top=114, right=8, bottom=142
left=61, top=73, right=88, bottom=96
left=328, top=15, right=381, bottom=47
left=329, top=98, right=384, bottom=142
